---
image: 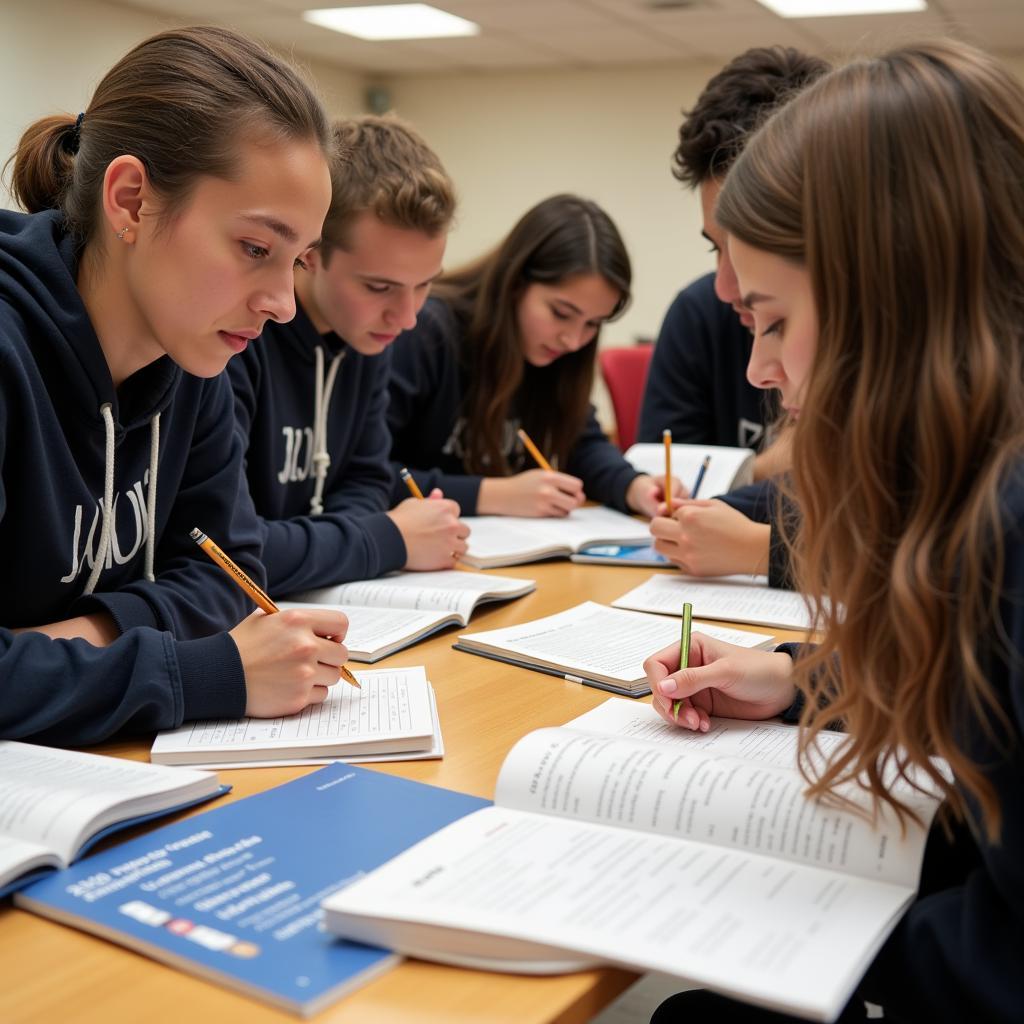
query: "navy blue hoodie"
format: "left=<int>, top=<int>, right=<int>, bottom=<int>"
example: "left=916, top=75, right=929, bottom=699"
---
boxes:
left=228, top=300, right=406, bottom=596
left=637, top=273, right=772, bottom=448
left=0, top=210, right=260, bottom=745
left=387, top=296, right=641, bottom=515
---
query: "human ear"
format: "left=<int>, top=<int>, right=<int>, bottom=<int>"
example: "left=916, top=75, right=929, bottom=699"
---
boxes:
left=100, top=155, right=149, bottom=243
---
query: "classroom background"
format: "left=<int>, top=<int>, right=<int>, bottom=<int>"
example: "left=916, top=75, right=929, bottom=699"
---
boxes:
left=2, top=0, right=1019, bottom=428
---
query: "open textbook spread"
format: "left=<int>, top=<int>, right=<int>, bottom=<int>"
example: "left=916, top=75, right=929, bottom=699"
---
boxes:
left=624, top=442, right=756, bottom=496
left=460, top=506, right=652, bottom=568
left=280, top=570, right=535, bottom=661
left=454, top=601, right=775, bottom=696
left=614, top=573, right=815, bottom=631
left=322, top=699, right=943, bottom=1023
left=0, top=743, right=224, bottom=897
left=151, top=667, right=441, bottom=768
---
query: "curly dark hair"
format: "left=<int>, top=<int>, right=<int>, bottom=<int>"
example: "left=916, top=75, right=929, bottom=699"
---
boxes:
left=672, top=45, right=829, bottom=188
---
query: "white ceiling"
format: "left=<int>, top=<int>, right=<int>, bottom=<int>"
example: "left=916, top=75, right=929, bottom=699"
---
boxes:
left=107, top=0, right=1024, bottom=75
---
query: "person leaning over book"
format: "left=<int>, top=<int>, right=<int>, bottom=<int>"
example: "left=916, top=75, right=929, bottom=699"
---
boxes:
left=386, top=194, right=680, bottom=520
left=644, top=47, right=828, bottom=584
left=645, top=40, right=1024, bottom=1023
left=228, top=115, right=469, bottom=596
left=0, top=26, right=349, bottom=747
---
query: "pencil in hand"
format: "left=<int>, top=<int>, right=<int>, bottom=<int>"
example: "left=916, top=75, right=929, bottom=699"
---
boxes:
left=399, top=466, right=425, bottom=500
left=189, top=527, right=360, bottom=690
left=672, top=601, right=693, bottom=722
left=516, top=427, right=553, bottom=472
left=691, top=455, right=711, bottom=499
left=663, top=429, right=672, bottom=509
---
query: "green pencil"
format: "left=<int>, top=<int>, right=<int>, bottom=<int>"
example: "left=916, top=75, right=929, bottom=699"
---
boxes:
left=672, top=602, right=693, bottom=721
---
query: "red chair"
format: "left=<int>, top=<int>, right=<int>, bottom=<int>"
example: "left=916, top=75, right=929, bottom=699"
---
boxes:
left=598, top=345, right=653, bottom=451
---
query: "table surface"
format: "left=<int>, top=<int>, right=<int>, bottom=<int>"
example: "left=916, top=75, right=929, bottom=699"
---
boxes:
left=0, top=558, right=804, bottom=1024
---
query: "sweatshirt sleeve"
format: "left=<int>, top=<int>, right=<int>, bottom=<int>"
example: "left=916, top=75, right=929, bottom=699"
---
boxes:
left=637, top=287, right=719, bottom=444
left=74, top=374, right=262, bottom=639
left=386, top=302, right=484, bottom=515
left=232, top=349, right=407, bottom=595
left=0, top=626, right=246, bottom=746
left=566, top=405, right=642, bottom=513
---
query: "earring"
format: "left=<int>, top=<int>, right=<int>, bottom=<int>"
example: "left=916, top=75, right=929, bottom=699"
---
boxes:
left=116, top=226, right=130, bottom=242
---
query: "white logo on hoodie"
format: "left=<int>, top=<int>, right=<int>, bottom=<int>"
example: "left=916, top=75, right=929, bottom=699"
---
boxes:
left=60, top=471, right=152, bottom=584
left=277, top=426, right=315, bottom=484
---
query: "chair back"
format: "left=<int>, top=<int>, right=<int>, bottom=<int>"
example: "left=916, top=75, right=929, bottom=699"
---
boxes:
left=598, top=345, right=653, bottom=451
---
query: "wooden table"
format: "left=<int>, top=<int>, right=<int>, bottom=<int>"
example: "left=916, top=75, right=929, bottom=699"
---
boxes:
left=0, top=559, right=802, bottom=1024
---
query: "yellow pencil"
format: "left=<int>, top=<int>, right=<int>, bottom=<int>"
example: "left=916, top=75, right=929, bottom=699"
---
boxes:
left=399, top=466, right=425, bottom=500
left=517, top=427, right=553, bottom=472
left=189, top=527, right=360, bottom=690
left=663, top=428, right=672, bottom=507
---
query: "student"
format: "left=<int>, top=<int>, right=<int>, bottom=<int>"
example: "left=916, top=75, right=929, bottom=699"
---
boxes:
left=646, top=40, right=1024, bottom=1023
left=0, top=26, right=348, bottom=747
left=644, top=47, right=828, bottom=584
left=387, top=194, right=674, bottom=519
left=229, top=115, right=468, bottom=595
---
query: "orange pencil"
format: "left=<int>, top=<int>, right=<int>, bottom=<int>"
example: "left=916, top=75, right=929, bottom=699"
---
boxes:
left=663, top=428, right=672, bottom=507
left=190, top=527, right=360, bottom=690
left=516, top=427, right=553, bottom=472
left=399, top=466, right=425, bottom=500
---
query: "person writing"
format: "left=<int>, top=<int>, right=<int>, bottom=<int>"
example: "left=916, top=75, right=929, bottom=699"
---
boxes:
left=646, top=40, right=1024, bottom=1023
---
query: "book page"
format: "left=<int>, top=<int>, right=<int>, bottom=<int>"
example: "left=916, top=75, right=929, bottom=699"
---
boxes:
left=520, top=506, right=653, bottom=550
left=624, top=443, right=755, bottom=495
left=289, top=570, right=534, bottom=621
left=324, top=806, right=913, bottom=1021
left=279, top=603, right=454, bottom=659
left=614, top=574, right=815, bottom=630
left=151, top=667, right=434, bottom=764
left=0, top=834, right=59, bottom=891
left=495, top=728, right=936, bottom=887
left=458, top=602, right=773, bottom=688
left=0, top=743, right=214, bottom=863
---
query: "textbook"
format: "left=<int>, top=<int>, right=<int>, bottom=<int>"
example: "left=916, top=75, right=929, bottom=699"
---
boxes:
left=281, top=570, right=535, bottom=661
left=461, top=506, right=652, bottom=568
left=0, top=742, right=225, bottom=898
left=16, top=764, right=490, bottom=1017
left=613, top=573, right=814, bottom=631
left=454, top=601, right=774, bottom=696
left=570, top=542, right=670, bottom=567
left=151, top=666, right=440, bottom=767
left=624, top=441, right=755, bottom=496
left=322, top=700, right=942, bottom=1023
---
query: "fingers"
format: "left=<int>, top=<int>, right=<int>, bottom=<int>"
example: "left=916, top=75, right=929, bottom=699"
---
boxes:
left=308, top=684, right=331, bottom=705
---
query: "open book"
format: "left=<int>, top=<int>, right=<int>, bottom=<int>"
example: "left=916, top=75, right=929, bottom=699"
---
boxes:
left=281, top=570, right=535, bottom=661
left=454, top=601, right=774, bottom=696
left=0, top=742, right=224, bottom=897
left=151, top=666, right=441, bottom=767
left=322, top=699, right=942, bottom=1023
left=624, top=441, right=755, bottom=496
left=461, top=506, right=652, bottom=568
left=614, top=573, right=815, bottom=631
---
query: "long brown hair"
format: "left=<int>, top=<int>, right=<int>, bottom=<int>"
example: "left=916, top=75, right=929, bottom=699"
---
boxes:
left=434, top=194, right=631, bottom=474
left=717, top=40, right=1024, bottom=840
left=6, top=25, right=329, bottom=244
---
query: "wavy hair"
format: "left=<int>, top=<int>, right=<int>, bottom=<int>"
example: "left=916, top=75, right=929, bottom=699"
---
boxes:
left=434, top=194, right=631, bottom=474
left=717, top=40, right=1024, bottom=840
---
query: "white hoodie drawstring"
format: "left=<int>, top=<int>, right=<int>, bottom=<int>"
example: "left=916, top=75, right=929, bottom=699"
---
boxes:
left=310, top=345, right=344, bottom=516
left=82, top=404, right=160, bottom=594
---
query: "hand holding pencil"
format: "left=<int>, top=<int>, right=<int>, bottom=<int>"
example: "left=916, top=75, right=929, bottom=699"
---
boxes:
left=389, top=469, right=470, bottom=569
left=191, top=528, right=360, bottom=718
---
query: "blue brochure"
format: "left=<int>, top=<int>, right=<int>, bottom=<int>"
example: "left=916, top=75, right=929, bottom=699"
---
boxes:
left=570, top=543, right=669, bottom=567
left=16, top=765, right=489, bottom=1016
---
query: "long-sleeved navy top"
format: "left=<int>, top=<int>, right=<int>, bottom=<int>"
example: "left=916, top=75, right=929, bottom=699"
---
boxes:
left=228, top=300, right=406, bottom=596
left=0, top=209, right=259, bottom=746
left=386, top=296, right=641, bottom=516
left=637, top=273, right=770, bottom=448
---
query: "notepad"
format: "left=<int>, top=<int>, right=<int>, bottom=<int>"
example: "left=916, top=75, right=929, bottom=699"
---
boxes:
left=613, top=573, right=815, bottom=631
left=624, top=441, right=755, bottom=496
left=461, top=506, right=652, bottom=569
left=454, top=601, right=775, bottom=696
left=151, top=666, right=439, bottom=767
left=280, top=570, right=535, bottom=661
